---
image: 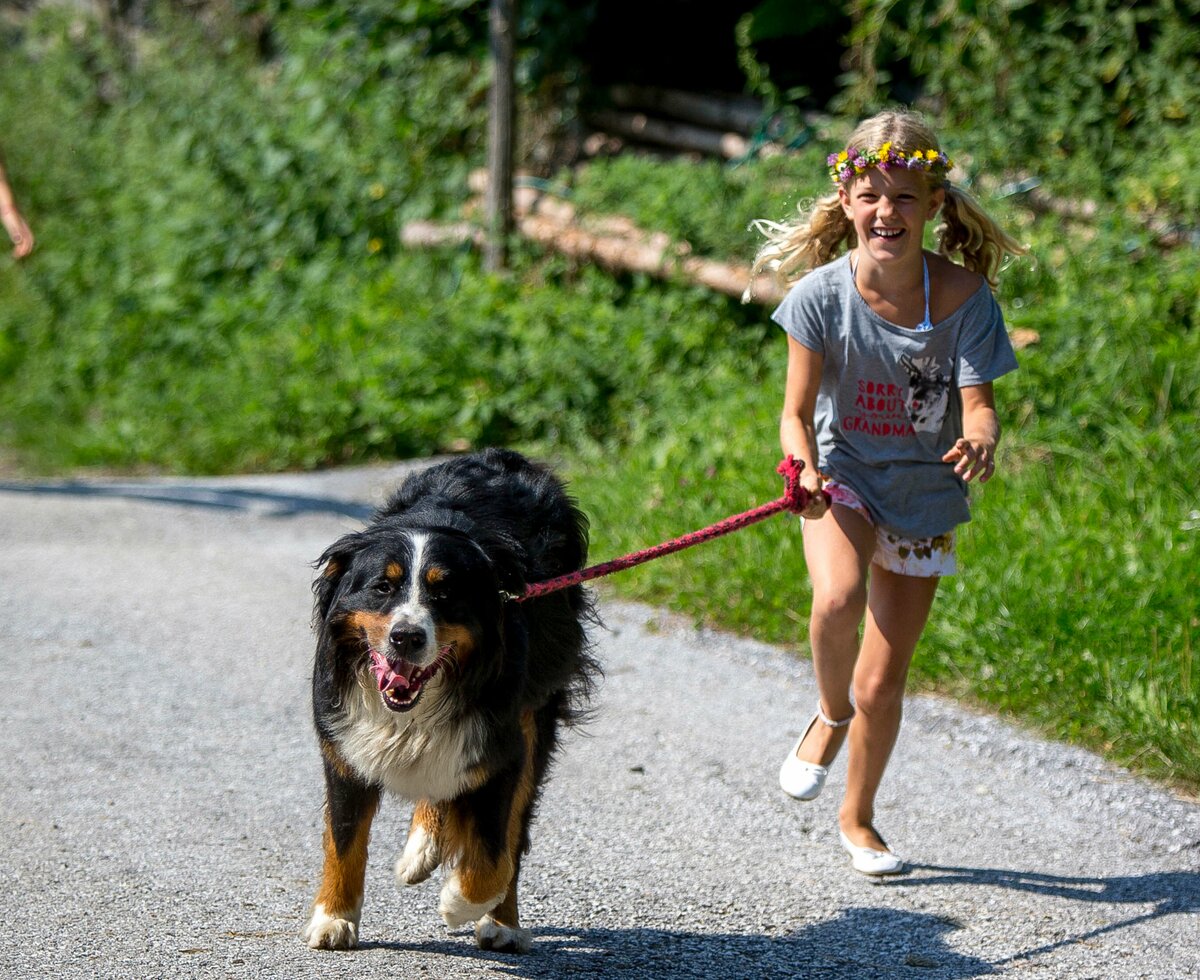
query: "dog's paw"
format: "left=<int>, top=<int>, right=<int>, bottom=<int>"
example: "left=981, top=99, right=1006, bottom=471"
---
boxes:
left=475, top=915, right=532, bottom=954
left=303, top=904, right=359, bottom=950
left=439, top=875, right=505, bottom=928
left=395, top=825, right=441, bottom=886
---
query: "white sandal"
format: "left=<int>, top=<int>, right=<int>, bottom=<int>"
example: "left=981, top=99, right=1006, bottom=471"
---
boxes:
left=778, top=703, right=855, bottom=801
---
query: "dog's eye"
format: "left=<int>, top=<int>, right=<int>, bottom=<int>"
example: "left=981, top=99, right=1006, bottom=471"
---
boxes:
left=372, top=579, right=395, bottom=595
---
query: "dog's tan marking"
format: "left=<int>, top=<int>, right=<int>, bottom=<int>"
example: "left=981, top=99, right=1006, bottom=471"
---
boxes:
left=322, top=559, right=343, bottom=579
left=320, top=740, right=356, bottom=781
left=412, top=798, right=444, bottom=837
left=441, top=711, right=539, bottom=920
left=425, top=565, right=448, bottom=585
left=346, top=610, right=392, bottom=651
left=469, top=712, right=540, bottom=950
left=438, top=624, right=477, bottom=666
left=386, top=561, right=404, bottom=581
left=311, top=796, right=378, bottom=941
left=498, top=710, right=540, bottom=906
left=396, top=800, right=445, bottom=885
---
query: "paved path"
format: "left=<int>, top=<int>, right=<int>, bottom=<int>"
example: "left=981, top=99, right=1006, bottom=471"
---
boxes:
left=1, top=464, right=1197, bottom=979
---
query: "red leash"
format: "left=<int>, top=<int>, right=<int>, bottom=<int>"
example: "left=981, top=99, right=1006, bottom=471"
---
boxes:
left=515, top=456, right=827, bottom=602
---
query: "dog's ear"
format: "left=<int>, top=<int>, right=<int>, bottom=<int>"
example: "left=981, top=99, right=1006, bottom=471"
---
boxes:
left=312, top=532, right=365, bottom=626
left=473, top=526, right=528, bottom=598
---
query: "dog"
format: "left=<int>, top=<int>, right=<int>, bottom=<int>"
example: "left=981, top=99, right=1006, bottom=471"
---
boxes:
left=900, top=353, right=951, bottom=433
left=303, top=448, right=598, bottom=953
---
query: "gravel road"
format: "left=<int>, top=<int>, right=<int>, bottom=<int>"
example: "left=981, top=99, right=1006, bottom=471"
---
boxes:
left=1, top=462, right=1197, bottom=979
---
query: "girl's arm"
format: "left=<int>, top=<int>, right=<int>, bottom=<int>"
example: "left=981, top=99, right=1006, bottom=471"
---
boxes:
left=780, top=336, right=829, bottom=517
left=943, top=382, right=1000, bottom=483
left=0, top=160, right=34, bottom=259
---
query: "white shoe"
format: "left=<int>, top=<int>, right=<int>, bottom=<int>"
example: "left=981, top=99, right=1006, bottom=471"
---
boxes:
left=839, top=828, right=906, bottom=876
left=779, top=704, right=854, bottom=801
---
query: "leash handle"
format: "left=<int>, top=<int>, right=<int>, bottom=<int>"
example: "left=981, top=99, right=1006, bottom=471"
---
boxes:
left=516, top=457, right=829, bottom=602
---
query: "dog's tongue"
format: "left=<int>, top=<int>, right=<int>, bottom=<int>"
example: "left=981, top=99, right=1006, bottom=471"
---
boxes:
left=369, top=649, right=418, bottom=693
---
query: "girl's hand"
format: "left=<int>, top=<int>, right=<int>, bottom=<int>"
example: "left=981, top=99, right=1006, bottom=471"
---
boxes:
left=800, top=469, right=829, bottom=518
left=1, top=205, right=33, bottom=259
left=942, top=438, right=995, bottom=483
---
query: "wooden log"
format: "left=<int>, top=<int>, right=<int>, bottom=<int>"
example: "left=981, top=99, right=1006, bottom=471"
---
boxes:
left=410, top=172, right=783, bottom=302
left=585, top=110, right=749, bottom=160
left=994, top=177, right=1193, bottom=250
left=400, top=221, right=481, bottom=248
left=608, top=85, right=763, bottom=135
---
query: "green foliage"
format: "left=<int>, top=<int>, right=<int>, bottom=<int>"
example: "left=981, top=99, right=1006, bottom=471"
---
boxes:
left=879, top=0, right=1200, bottom=218
left=739, top=1, right=1200, bottom=220
left=567, top=152, right=829, bottom=259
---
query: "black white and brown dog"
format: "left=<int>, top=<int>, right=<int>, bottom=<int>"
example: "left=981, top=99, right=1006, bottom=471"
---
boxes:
left=303, top=448, right=598, bottom=953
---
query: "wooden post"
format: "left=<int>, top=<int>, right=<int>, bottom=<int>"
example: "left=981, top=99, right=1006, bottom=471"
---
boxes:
left=485, top=0, right=516, bottom=272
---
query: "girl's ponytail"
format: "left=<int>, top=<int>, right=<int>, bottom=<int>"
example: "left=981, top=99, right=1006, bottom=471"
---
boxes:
left=937, top=184, right=1028, bottom=289
left=746, top=194, right=853, bottom=297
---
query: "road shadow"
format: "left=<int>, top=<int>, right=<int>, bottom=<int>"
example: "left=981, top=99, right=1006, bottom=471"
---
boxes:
left=359, top=907, right=994, bottom=978
left=349, top=868, right=1200, bottom=977
left=0, top=480, right=374, bottom=520
left=886, top=864, right=1200, bottom=968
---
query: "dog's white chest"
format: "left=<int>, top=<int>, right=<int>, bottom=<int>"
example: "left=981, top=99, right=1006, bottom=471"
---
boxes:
left=330, top=680, right=479, bottom=802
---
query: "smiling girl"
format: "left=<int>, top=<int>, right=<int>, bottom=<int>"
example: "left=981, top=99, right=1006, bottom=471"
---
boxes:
left=749, top=110, right=1027, bottom=875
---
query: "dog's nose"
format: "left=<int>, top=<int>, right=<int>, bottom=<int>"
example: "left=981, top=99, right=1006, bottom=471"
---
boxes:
left=388, top=626, right=428, bottom=659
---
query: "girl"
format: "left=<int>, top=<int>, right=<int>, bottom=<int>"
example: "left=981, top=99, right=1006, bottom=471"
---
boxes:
left=750, top=109, right=1026, bottom=875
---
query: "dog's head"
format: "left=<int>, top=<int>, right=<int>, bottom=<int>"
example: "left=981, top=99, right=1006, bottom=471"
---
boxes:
left=313, top=513, right=522, bottom=714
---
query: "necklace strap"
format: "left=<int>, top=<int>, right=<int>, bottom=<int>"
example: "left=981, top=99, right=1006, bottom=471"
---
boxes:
left=849, top=252, right=934, bottom=331
left=917, top=256, right=933, bottom=331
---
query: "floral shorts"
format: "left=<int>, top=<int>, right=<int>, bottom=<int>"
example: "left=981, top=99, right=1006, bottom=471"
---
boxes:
left=816, top=481, right=957, bottom=578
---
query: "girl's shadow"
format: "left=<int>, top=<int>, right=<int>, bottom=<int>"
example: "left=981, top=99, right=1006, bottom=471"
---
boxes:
left=886, top=864, right=1200, bottom=967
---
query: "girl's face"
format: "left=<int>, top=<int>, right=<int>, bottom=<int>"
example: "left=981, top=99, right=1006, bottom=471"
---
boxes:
left=839, top=167, right=944, bottom=266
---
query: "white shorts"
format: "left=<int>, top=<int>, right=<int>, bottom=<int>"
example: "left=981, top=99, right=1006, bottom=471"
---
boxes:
left=818, top=481, right=957, bottom=578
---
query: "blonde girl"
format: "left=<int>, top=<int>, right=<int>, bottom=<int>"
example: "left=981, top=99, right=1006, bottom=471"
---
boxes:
left=752, top=109, right=1026, bottom=875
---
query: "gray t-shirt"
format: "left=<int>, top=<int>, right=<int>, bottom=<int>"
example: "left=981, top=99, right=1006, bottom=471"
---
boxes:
left=772, top=253, right=1018, bottom=538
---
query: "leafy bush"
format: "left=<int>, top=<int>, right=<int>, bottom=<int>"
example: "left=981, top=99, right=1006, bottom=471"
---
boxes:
left=881, top=0, right=1200, bottom=219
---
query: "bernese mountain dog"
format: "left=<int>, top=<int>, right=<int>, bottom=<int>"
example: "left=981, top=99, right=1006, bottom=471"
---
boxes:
left=303, top=448, right=598, bottom=954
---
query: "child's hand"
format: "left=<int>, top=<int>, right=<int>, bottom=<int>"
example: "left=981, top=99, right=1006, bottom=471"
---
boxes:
left=1, top=206, right=33, bottom=259
left=942, top=438, right=995, bottom=483
left=800, top=470, right=829, bottom=518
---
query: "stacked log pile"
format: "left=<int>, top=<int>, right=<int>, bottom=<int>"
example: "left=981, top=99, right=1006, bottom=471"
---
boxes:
left=401, top=169, right=788, bottom=305
left=583, top=85, right=775, bottom=160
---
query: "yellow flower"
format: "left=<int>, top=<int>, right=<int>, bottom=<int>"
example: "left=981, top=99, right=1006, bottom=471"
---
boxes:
left=369, top=182, right=387, bottom=200
left=837, top=151, right=849, bottom=163
left=926, top=149, right=939, bottom=161
left=368, top=238, right=383, bottom=254
left=880, top=141, right=891, bottom=156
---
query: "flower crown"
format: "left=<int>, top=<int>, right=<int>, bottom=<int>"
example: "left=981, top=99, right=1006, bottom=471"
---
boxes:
left=827, top=142, right=953, bottom=185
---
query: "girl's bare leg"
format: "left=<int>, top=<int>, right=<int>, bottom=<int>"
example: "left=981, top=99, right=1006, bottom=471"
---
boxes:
left=839, top=564, right=940, bottom=851
left=796, top=506, right=876, bottom=766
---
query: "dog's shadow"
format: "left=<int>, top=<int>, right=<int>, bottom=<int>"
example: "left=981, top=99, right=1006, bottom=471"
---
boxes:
left=356, top=867, right=1200, bottom=977
left=360, top=906, right=994, bottom=978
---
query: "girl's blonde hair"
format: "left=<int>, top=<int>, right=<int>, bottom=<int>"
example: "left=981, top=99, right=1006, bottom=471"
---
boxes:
left=748, top=109, right=1026, bottom=295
